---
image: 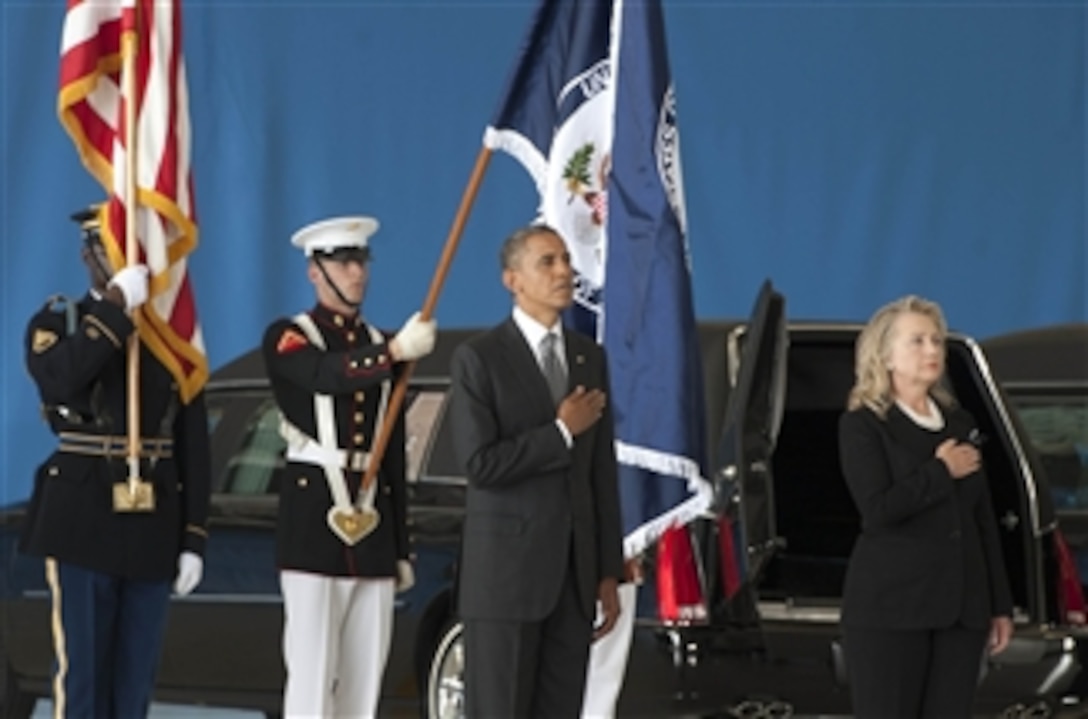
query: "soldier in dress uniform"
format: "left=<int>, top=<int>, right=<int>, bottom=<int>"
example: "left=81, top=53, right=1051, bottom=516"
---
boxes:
left=261, top=215, right=436, bottom=718
left=20, top=204, right=211, bottom=718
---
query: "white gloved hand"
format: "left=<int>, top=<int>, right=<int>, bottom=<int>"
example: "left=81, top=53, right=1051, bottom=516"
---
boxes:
left=108, top=265, right=150, bottom=311
left=393, top=311, right=437, bottom=361
left=174, top=551, right=204, bottom=596
left=395, top=559, right=415, bottom=593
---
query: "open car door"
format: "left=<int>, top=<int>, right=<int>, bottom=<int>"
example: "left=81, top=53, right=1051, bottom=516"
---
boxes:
left=654, top=280, right=788, bottom=625
left=715, top=279, right=788, bottom=568
left=672, top=282, right=789, bottom=628
left=708, top=279, right=788, bottom=623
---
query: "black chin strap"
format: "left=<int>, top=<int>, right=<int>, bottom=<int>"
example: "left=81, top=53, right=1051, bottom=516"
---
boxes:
left=84, top=235, right=112, bottom=288
left=313, top=256, right=360, bottom=310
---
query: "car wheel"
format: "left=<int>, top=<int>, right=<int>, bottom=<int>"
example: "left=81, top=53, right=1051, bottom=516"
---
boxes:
left=426, top=621, right=464, bottom=719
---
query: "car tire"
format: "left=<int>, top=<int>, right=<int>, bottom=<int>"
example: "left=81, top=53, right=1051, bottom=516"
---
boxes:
left=425, top=620, right=464, bottom=719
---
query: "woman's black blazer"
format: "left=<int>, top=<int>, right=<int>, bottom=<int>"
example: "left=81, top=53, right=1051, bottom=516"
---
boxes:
left=838, top=403, right=1013, bottom=630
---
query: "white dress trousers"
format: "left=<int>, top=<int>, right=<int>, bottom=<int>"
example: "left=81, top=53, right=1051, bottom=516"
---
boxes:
left=280, top=569, right=395, bottom=718
left=582, top=582, right=638, bottom=718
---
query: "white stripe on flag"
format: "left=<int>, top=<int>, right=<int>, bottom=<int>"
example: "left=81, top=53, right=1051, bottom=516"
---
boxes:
left=61, top=1, right=123, bottom=54
left=85, top=74, right=121, bottom=123
left=176, top=66, right=193, bottom=211
left=140, top=4, right=172, bottom=193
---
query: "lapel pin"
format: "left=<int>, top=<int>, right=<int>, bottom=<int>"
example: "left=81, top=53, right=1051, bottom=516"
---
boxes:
left=576, top=354, right=586, bottom=364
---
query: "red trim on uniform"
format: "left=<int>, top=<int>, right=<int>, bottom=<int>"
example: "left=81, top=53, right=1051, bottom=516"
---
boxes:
left=342, top=352, right=392, bottom=378
left=276, top=329, right=309, bottom=354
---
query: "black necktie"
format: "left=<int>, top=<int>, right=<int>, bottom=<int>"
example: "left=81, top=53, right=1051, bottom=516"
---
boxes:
left=540, top=332, right=566, bottom=405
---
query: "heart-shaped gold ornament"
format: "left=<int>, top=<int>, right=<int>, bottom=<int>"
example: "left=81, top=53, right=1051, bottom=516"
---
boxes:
left=326, top=506, right=380, bottom=545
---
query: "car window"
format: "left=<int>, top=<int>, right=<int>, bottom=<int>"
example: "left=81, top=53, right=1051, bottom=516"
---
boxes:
left=220, top=397, right=286, bottom=496
left=422, top=390, right=464, bottom=483
left=207, top=385, right=450, bottom=494
left=406, top=389, right=446, bottom=483
left=1008, top=396, right=1088, bottom=511
left=945, top=341, right=1041, bottom=614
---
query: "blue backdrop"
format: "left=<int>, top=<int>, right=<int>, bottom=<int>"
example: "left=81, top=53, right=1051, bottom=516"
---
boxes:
left=1, top=0, right=1084, bottom=505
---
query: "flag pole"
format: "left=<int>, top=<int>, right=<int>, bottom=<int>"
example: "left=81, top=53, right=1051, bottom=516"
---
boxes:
left=116, top=4, right=152, bottom=512
left=357, top=147, right=493, bottom=508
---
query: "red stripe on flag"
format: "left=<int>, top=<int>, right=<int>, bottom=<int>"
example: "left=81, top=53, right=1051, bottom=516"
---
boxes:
left=70, top=102, right=117, bottom=153
left=58, top=26, right=123, bottom=86
left=170, top=276, right=197, bottom=338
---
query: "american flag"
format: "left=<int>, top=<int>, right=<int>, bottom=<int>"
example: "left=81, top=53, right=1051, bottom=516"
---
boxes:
left=58, top=0, right=206, bottom=402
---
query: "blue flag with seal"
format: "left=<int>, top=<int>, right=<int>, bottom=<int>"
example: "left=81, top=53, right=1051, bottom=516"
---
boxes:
left=485, top=0, right=711, bottom=558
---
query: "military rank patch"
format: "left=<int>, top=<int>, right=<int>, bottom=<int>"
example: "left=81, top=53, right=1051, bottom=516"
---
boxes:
left=32, top=329, right=58, bottom=354
left=277, top=329, right=309, bottom=354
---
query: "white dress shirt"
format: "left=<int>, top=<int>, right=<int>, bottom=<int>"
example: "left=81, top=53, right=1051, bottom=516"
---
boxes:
left=512, top=306, right=572, bottom=447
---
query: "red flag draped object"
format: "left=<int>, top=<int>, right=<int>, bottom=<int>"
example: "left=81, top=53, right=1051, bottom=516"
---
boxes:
left=58, top=0, right=206, bottom=403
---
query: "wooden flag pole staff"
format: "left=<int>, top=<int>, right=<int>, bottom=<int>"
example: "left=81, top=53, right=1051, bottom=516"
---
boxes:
left=356, top=147, right=493, bottom=518
left=116, top=9, right=154, bottom=512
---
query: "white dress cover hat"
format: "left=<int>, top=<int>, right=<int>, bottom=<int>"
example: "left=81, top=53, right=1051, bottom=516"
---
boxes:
left=291, top=216, right=379, bottom=256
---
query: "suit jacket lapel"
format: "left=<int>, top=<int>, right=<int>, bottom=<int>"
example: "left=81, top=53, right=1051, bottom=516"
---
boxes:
left=497, top=318, right=556, bottom=410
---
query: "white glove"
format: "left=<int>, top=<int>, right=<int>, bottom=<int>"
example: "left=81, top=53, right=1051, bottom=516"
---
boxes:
left=174, top=551, right=204, bottom=596
left=108, top=265, right=150, bottom=311
left=393, top=311, right=437, bottom=361
left=395, top=559, right=415, bottom=593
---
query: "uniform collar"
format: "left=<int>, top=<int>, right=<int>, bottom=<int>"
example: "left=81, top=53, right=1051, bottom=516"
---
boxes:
left=312, top=302, right=362, bottom=329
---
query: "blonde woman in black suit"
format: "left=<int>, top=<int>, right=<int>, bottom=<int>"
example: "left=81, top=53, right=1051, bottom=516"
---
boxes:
left=839, top=295, right=1014, bottom=718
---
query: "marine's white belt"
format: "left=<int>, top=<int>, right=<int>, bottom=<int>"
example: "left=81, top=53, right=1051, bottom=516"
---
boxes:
left=285, top=439, right=371, bottom=473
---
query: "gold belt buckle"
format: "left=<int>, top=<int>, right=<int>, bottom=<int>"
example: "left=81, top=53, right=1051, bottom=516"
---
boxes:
left=113, top=479, right=156, bottom=512
left=113, top=436, right=156, bottom=512
left=348, top=451, right=367, bottom=472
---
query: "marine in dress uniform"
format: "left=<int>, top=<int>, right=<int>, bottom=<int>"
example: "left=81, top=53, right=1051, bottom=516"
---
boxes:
left=20, top=205, right=211, bottom=718
left=261, top=216, right=436, bottom=718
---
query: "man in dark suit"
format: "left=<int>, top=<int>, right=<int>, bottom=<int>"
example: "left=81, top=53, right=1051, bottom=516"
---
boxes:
left=21, top=204, right=211, bottom=718
left=261, top=215, right=436, bottom=717
left=449, top=223, right=625, bottom=718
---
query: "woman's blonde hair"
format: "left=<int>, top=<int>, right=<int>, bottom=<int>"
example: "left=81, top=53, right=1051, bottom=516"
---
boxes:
left=846, top=294, right=956, bottom=417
